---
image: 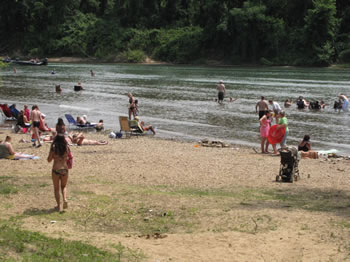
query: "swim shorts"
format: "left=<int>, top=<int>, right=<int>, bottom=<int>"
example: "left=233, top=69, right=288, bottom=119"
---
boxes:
left=218, top=92, right=224, bottom=101
left=33, top=121, right=40, bottom=128
left=259, top=111, right=268, bottom=119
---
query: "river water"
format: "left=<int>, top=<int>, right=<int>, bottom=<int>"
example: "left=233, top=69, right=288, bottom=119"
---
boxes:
left=0, top=63, right=349, bottom=154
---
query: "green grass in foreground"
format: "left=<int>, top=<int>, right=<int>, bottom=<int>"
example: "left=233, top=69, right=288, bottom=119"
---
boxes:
left=0, top=224, right=145, bottom=262
left=0, top=176, right=18, bottom=195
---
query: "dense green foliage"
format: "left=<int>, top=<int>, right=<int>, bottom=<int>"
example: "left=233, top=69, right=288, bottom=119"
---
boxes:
left=1, top=0, right=350, bottom=65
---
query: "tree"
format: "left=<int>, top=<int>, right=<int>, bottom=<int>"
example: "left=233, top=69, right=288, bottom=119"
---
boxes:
left=303, top=0, right=338, bottom=65
left=228, top=1, right=284, bottom=62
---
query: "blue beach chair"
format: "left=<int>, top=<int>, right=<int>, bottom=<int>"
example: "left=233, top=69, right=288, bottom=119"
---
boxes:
left=65, top=114, right=96, bottom=130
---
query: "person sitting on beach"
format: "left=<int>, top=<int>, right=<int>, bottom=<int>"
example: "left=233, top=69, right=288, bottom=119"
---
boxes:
left=0, top=136, right=16, bottom=159
left=56, top=118, right=66, bottom=135
left=43, top=131, right=57, bottom=142
left=69, top=133, right=108, bottom=145
left=39, top=114, right=52, bottom=132
left=76, top=116, right=86, bottom=125
left=0, top=136, right=33, bottom=159
left=24, top=105, right=30, bottom=120
left=95, top=120, right=104, bottom=131
left=298, top=135, right=318, bottom=159
left=284, top=99, right=292, bottom=108
left=15, top=110, right=31, bottom=133
left=82, top=115, right=91, bottom=125
left=135, top=116, right=156, bottom=135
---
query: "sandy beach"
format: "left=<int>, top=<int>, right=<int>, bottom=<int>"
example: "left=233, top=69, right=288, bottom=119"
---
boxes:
left=1, top=129, right=350, bottom=261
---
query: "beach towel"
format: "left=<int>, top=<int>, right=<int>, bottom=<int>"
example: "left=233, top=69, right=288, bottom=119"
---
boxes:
left=13, top=154, right=40, bottom=160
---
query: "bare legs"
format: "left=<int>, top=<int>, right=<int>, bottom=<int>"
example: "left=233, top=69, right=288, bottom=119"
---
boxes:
left=33, top=127, right=41, bottom=146
left=261, top=137, right=279, bottom=154
left=128, top=108, right=136, bottom=120
left=261, top=137, right=266, bottom=153
left=265, top=141, right=270, bottom=153
left=260, top=137, right=270, bottom=153
left=272, top=144, right=278, bottom=154
left=52, top=173, right=69, bottom=211
left=144, top=125, right=156, bottom=135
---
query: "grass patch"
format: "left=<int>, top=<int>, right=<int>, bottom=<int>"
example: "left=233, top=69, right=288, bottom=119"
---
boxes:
left=0, top=183, right=18, bottom=195
left=68, top=193, right=197, bottom=235
left=0, top=176, right=18, bottom=195
left=65, top=186, right=350, bottom=235
left=262, top=189, right=350, bottom=213
left=0, top=223, right=145, bottom=261
left=335, top=220, right=350, bottom=229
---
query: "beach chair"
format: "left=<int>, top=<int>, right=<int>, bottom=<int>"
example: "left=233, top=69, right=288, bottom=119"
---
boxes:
left=0, top=104, right=16, bottom=121
left=9, top=105, right=19, bottom=119
left=119, top=116, right=132, bottom=138
left=129, top=119, right=145, bottom=136
left=64, top=114, right=96, bottom=130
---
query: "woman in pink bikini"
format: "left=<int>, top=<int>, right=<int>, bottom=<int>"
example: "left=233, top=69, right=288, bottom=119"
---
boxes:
left=259, top=110, right=275, bottom=154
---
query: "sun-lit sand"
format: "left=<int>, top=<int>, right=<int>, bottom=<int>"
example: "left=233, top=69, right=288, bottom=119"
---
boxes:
left=1, top=129, right=350, bottom=261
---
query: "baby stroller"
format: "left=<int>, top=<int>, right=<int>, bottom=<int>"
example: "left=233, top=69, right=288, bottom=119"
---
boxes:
left=276, top=147, right=300, bottom=183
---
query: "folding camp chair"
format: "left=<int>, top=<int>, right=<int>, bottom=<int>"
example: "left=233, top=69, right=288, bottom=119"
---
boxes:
left=129, top=119, right=145, bottom=136
left=0, top=104, right=16, bottom=121
left=119, top=116, right=132, bottom=138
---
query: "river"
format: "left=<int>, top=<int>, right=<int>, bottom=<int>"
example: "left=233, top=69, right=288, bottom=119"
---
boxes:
left=0, top=63, right=349, bottom=154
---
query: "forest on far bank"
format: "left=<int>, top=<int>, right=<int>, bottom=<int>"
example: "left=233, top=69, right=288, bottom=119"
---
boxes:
left=1, top=0, right=350, bottom=66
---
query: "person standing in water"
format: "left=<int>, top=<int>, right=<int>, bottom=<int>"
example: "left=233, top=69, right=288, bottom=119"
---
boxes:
left=90, top=70, right=95, bottom=77
left=216, top=80, right=226, bottom=104
left=339, top=94, right=349, bottom=112
left=256, top=96, right=269, bottom=119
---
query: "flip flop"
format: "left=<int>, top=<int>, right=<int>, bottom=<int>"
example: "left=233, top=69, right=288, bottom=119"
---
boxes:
left=63, top=201, right=68, bottom=209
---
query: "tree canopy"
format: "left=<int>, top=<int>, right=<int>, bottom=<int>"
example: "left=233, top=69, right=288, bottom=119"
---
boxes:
left=1, top=0, right=349, bottom=65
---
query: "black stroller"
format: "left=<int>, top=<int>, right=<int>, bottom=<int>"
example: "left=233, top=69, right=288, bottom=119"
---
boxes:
left=276, top=147, right=300, bottom=183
